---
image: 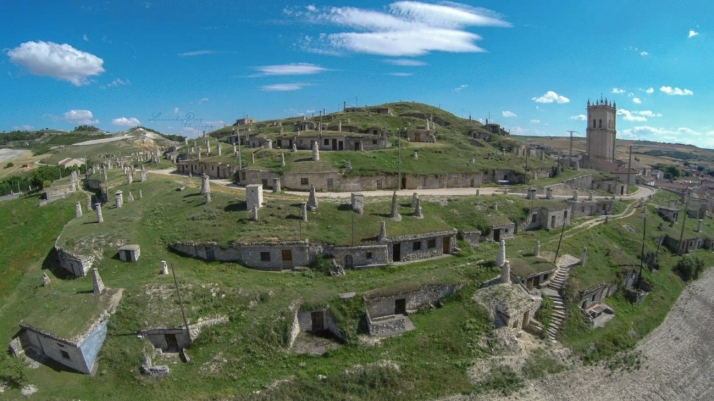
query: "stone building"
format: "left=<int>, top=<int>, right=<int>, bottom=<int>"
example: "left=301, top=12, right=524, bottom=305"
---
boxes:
left=508, top=257, right=557, bottom=290
left=10, top=283, right=123, bottom=375
left=473, top=282, right=542, bottom=335
left=364, top=283, right=460, bottom=336
left=274, top=132, right=390, bottom=151
left=290, top=307, right=343, bottom=346
left=329, top=245, right=389, bottom=270
left=118, top=245, right=141, bottom=262
left=525, top=204, right=571, bottom=231
left=39, top=183, right=77, bottom=206
left=176, top=160, right=235, bottom=179
left=568, top=198, right=614, bottom=218
left=406, top=128, right=436, bottom=143
left=585, top=98, right=617, bottom=163
left=382, top=229, right=457, bottom=263
left=170, top=240, right=313, bottom=271
left=657, top=206, right=679, bottom=223
left=485, top=214, right=515, bottom=242
left=56, top=246, right=96, bottom=277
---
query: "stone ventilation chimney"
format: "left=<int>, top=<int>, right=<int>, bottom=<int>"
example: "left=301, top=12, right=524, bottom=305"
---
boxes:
left=500, top=260, right=511, bottom=284
left=42, top=272, right=51, bottom=287
left=589, top=191, right=593, bottom=201
left=411, top=192, right=418, bottom=208
left=200, top=174, right=210, bottom=195
left=580, top=246, right=588, bottom=267
left=300, top=203, right=307, bottom=222
left=413, top=197, right=423, bottom=219
left=280, top=153, right=285, bottom=167
left=92, top=268, right=105, bottom=295
left=378, top=221, right=387, bottom=243
left=697, top=219, right=703, bottom=232
left=160, top=261, right=168, bottom=275
left=496, top=240, right=506, bottom=267
left=389, top=192, right=402, bottom=221
left=75, top=202, right=83, bottom=218
left=96, top=203, right=104, bottom=223
left=573, top=190, right=579, bottom=201
left=534, top=240, right=540, bottom=257
left=253, top=205, right=259, bottom=222
left=307, top=185, right=318, bottom=211
left=272, top=178, right=281, bottom=193
left=312, top=141, right=320, bottom=161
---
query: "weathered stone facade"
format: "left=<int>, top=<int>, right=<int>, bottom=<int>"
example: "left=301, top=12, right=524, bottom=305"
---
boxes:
left=56, top=246, right=95, bottom=277
left=176, top=160, right=235, bottom=179
left=329, top=245, right=389, bottom=269
left=385, top=230, right=457, bottom=262
left=170, top=240, right=313, bottom=271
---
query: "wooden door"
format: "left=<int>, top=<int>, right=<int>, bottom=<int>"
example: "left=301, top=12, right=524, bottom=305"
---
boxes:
left=442, top=237, right=450, bottom=253
left=395, top=298, right=406, bottom=315
left=205, top=247, right=215, bottom=261
left=332, top=139, right=337, bottom=150
left=344, top=255, right=354, bottom=269
left=281, top=249, right=293, bottom=269
left=392, top=243, right=401, bottom=262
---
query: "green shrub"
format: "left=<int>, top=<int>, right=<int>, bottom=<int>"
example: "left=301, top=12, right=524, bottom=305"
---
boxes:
left=4, top=162, right=13, bottom=169
left=677, top=254, right=704, bottom=281
left=535, top=294, right=554, bottom=338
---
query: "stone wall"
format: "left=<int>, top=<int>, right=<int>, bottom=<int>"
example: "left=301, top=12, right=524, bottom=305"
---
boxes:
left=576, top=283, right=610, bottom=310
left=141, top=328, right=191, bottom=351
left=177, top=161, right=235, bottom=179
left=329, top=245, right=389, bottom=269
left=458, top=230, right=481, bottom=248
left=296, top=309, right=343, bottom=339
left=365, top=283, right=461, bottom=318
left=536, top=207, right=571, bottom=231
left=366, top=312, right=409, bottom=336
left=56, top=246, right=95, bottom=277
left=387, top=230, right=457, bottom=262
left=569, top=200, right=613, bottom=218
left=170, top=240, right=313, bottom=271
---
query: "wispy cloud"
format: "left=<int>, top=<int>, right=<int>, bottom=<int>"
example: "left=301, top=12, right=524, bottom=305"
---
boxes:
left=83, top=34, right=89, bottom=42
left=620, top=126, right=704, bottom=144
left=660, top=86, right=693, bottom=96
left=570, top=114, right=586, bottom=121
left=640, top=51, right=648, bottom=56
left=8, top=41, right=104, bottom=86
left=253, top=63, right=328, bottom=76
left=612, top=88, right=626, bottom=94
left=688, top=30, right=699, bottom=38
left=198, top=97, right=209, bottom=104
left=288, top=1, right=510, bottom=57
left=389, top=72, right=413, bottom=77
left=502, top=110, right=517, bottom=118
left=530, top=119, right=540, bottom=124
left=100, top=78, right=131, bottom=89
left=261, top=83, right=311, bottom=91
left=112, top=117, right=141, bottom=127
left=178, top=50, right=215, bottom=57
left=645, top=87, right=654, bottom=94
left=454, top=84, right=468, bottom=92
left=618, top=109, right=662, bottom=122
left=13, top=124, right=34, bottom=131
left=532, top=91, right=569, bottom=104
left=383, top=58, right=427, bottom=66
left=633, top=97, right=642, bottom=104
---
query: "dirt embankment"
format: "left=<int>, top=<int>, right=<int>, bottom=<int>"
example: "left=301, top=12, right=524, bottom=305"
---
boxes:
left=457, top=267, right=714, bottom=401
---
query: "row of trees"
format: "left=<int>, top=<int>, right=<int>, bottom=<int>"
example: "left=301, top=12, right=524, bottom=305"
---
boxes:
left=0, top=164, right=86, bottom=196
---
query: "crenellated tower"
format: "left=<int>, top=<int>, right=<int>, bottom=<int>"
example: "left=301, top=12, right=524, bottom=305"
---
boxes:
left=585, top=98, right=617, bottom=162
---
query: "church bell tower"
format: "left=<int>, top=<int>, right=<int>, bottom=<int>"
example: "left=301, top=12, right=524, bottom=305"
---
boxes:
left=585, top=98, right=617, bottom=162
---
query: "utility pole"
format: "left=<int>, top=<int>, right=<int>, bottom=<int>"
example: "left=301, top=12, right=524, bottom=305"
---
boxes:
left=397, top=128, right=402, bottom=190
left=567, top=131, right=577, bottom=168
left=626, top=145, right=633, bottom=195
left=553, top=220, right=567, bottom=265
left=351, top=212, right=355, bottom=246
left=170, top=263, right=191, bottom=344
left=678, top=191, right=690, bottom=256
left=237, top=128, right=242, bottom=171
left=638, top=212, right=647, bottom=285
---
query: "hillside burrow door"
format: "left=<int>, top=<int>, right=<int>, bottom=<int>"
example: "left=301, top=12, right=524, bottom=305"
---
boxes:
left=392, top=243, right=401, bottom=262
left=401, top=177, right=407, bottom=189
left=443, top=237, right=450, bottom=253
left=205, top=247, right=215, bottom=262
left=494, top=229, right=501, bottom=242
left=395, top=298, right=406, bottom=315
left=281, top=249, right=293, bottom=269
left=165, top=334, right=179, bottom=352
left=344, top=255, right=354, bottom=269
left=311, top=311, right=324, bottom=331
left=331, top=139, right=337, bottom=150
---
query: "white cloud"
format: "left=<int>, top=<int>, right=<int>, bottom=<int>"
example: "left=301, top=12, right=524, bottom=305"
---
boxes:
left=454, top=84, right=468, bottom=92
left=645, top=87, right=654, bottom=94
left=83, top=34, right=89, bottom=42
left=173, top=107, right=180, bottom=114
left=660, top=86, right=693, bottom=96
left=389, top=72, right=413, bottom=76
left=633, top=97, right=642, bottom=104
left=178, top=50, right=215, bottom=57
left=688, top=30, right=699, bottom=38
left=502, top=110, right=517, bottom=118
left=261, top=83, right=310, bottom=91
left=7, top=41, right=104, bottom=86
left=383, top=58, right=426, bottom=66
left=637, top=110, right=662, bottom=117
left=253, top=63, right=328, bottom=76
left=198, top=97, right=209, bottom=104
left=532, top=91, right=569, bottom=104
left=290, top=1, right=510, bottom=56
left=13, top=124, right=34, bottom=131
left=620, top=126, right=705, bottom=144
left=510, top=126, right=527, bottom=135
left=64, top=109, right=98, bottom=125
left=112, top=117, right=141, bottom=127
left=640, top=51, right=648, bottom=56
left=617, top=109, right=647, bottom=122
left=530, top=119, right=540, bottom=124
left=570, top=114, right=586, bottom=121
left=612, top=88, right=626, bottom=94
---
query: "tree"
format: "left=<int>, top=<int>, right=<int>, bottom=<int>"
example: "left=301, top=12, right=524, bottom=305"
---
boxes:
left=677, top=254, right=704, bottom=281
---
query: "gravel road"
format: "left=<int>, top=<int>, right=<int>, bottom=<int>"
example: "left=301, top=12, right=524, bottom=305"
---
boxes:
left=0, top=148, right=30, bottom=164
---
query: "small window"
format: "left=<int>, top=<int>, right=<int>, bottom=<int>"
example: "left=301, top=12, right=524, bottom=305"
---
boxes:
left=564, top=211, right=568, bottom=219
left=427, top=239, right=436, bottom=248
left=531, top=214, right=537, bottom=223
left=376, top=180, right=383, bottom=189
left=324, top=139, right=329, bottom=146
left=599, top=119, right=602, bottom=128
left=301, top=178, right=309, bottom=185
left=372, top=140, right=377, bottom=145
left=413, top=241, right=422, bottom=251
left=366, top=252, right=373, bottom=259
left=260, top=252, right=271, bottom=262
left=61, top=350, right=70, bottom=360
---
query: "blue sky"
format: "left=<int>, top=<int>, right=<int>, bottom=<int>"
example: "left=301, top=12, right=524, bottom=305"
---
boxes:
left=1, top=0, right=711, bottom=147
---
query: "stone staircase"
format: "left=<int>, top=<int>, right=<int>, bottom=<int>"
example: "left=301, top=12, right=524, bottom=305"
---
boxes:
left=543, top=254, right=579, bottom=341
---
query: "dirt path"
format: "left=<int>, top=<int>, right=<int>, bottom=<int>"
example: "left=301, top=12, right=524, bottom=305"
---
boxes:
left=453, top=267, right=714, bottom=401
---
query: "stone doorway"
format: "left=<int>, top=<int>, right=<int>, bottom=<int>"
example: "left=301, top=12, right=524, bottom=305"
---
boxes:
left=344, top=255, right=354, bottom=269
left=205, top=247, right=215, bottom=261
left=392, top=243, right=401, bottom=262
left=165, top=334, right=179, bottom=352
left=311, top=311, right=324, bottom=331
left=494, top=229, right=501, bottom=242
left=327, top=178, right=334, bottom=191
left=401, top=177, right=407, bottom=190
left=331, top=139, right=337, bottom=150
left=443, top=237, right=450, bottom=254
left=395, top=298, right=406, bottom=315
